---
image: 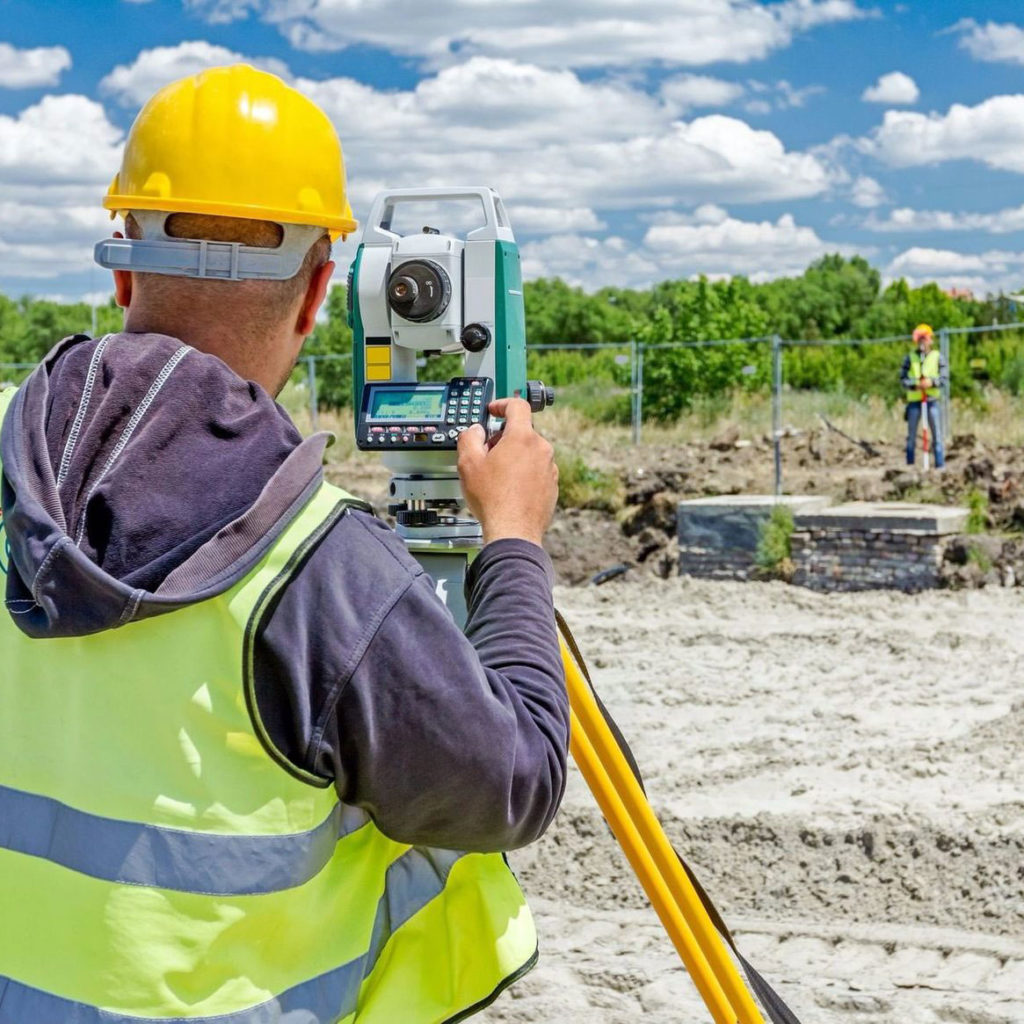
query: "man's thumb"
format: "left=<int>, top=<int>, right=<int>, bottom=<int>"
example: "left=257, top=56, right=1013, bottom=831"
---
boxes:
left=457, top=423, right=487, bottom=463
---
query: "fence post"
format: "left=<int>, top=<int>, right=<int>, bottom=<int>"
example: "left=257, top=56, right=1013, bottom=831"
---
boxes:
left=771, top=334, right=783, bottom=497
left=939, top=327, right=951, bottom=444
left=629, top=339, right=639, bottom=445
left=635, top=344, right=645, bottom=444
left=305, top=356, right=319, bottom=433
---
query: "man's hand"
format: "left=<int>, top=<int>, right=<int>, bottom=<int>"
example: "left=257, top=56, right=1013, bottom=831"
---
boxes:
left=920, top=377, right=933, bottom=389
left=457, top=397, right=558, bottom=546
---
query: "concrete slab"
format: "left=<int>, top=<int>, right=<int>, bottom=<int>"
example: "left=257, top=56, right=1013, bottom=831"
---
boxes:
left=794, top=501, right=968, bottom=535
left=678, top=494, right=832, bottom=552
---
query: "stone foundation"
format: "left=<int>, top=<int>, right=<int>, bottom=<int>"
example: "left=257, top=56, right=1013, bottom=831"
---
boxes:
left=790, top=503, right=968, bottom=592
left=792, top=529, right=947, bottom=591
left=677, top=495, right=831, bottom=580
left=677, top=497, right=969, bottom=591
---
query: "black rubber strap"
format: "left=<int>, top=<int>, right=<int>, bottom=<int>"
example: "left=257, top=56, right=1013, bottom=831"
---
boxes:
left=555, top=609, right=802, bottom=1024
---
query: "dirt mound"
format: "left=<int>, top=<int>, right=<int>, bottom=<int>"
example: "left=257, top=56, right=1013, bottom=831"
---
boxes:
left=548, top=429, right=1024, bottom=585
left=326, top=426, right=1024, bottom=588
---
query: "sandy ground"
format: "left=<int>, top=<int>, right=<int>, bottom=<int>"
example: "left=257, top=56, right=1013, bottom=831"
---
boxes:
left=478, top=575, right=1024, bottom=1024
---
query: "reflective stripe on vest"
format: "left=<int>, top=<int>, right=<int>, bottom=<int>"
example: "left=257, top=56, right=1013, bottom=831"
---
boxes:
left=906, top=349, right=941, bottom=402
left=0, top=382, right=536, bottom=1023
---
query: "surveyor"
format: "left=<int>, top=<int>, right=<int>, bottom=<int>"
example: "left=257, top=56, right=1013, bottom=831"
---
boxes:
left=900, top=322, right=946, bottom=468
left=0, top=65, right=566, bottom=1023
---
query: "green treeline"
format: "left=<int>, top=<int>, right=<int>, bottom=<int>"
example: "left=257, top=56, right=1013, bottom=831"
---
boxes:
left=3, top=255, right=1024, bottom=422
left=304, top=254, right=1024, bottom=421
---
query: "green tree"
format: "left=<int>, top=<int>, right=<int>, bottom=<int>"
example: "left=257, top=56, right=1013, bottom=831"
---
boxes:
left=638, top=277, right=770, bottom=420
left=853, top=279, right=970, bottom=339
left=523, top=277, right=637, bottom=345
left=757, top=254, right=880, bottom=340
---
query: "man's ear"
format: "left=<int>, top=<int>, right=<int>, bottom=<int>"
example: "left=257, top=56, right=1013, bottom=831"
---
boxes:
left=111, top=231, right=132, bottom=308
left=296, top=260, right=335, bottom=337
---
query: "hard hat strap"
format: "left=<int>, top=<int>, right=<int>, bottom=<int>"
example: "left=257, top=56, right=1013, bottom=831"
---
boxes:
left=94, top=212, right=325, bottom=282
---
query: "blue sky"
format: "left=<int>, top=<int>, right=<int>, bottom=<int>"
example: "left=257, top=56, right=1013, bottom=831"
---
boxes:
left=7, top=0, right=1024, bottom=301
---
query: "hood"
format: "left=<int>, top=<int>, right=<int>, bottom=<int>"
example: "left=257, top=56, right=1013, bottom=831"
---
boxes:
left=1, top=332, right=332, bottom=638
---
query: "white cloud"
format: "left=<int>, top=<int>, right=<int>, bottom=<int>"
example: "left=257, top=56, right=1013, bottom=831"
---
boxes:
left=394, top=58, right=668, bottom=142
left=519, top=233, right=662, bottom=289
left=885, top=246, right=1024, bottom=294
left=952, top=19, right=1024, bottom=66
left=865, top=204, right=1024, bottom=234
left=850, top=175, right=886, bottom=208
left=0, top=96, right=124, bottom=282
left=92, top=45, right=834, bottom=237
left=660, top=74, right=745, bottom=113
left=889, top=247, right=989, bottom=275
left=742, top=78, right=825, bottom=114
left=187, top=0, right=866, bottom=69
left=184, top=0, right=260, bottom=22
left=99, top=41, right=291, bottom=106
left=0, top=43, right=71, bottom=89
left=775, top=80, right=826, bottom=108
left=0, top=95, right=123, bottom=184
left=0, top=237, right=99, bottom=280
left=295, top=61, right=835, bottom=213
left=509, top=206, right=605, bottom=234
left=0, top=201, right=110, bottom=246
left=866, top=94, right=1024, bottom=173
left=861, top=71, right=919, bottom=105
left=643, top=208, right=846, bottom=281
left=518, top=208, right=855, bottom=289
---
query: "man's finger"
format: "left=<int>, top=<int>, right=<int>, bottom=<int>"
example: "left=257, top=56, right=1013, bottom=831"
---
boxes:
left=488, top=397, right=533, bottom=432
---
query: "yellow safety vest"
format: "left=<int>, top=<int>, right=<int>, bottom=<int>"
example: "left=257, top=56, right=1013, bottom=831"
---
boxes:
left=905, top=349, right=941, bottom=402
left=0, top=384, right=536, bottom=1023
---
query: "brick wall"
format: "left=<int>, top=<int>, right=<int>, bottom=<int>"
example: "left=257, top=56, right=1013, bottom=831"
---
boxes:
left=791, top=529, right=947, bottom=592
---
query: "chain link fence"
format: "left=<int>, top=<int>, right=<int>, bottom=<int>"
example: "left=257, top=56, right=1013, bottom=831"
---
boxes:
left=6, top=320, right=1024, bottom=496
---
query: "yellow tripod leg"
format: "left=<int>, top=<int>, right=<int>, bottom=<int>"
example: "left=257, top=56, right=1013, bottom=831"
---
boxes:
left=561, top=635, right=766, bottom=1024
left=569, top=711, right=738, bottom=1023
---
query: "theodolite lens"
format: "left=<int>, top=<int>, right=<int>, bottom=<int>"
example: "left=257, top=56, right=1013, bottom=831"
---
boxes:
left=387, top=260, right=451, bottom=322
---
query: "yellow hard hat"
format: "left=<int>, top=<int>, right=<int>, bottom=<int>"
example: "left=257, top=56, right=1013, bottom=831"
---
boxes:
left=912, top=323, right=933, bottom=340
left=103, top=64, right=357, bottom=241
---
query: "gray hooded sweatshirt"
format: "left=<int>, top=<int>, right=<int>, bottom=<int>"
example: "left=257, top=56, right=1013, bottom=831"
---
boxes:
left=0, top=332, right=569, bottom=851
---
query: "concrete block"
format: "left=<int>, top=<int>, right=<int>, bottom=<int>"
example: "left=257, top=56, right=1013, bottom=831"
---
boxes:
left=676, top=494, right=832, bottom=552
left=794, top=501, right=968, bottom=535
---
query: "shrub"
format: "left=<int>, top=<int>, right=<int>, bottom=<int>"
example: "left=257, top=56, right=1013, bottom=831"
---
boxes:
left=755, top=503, right=795, bottom=578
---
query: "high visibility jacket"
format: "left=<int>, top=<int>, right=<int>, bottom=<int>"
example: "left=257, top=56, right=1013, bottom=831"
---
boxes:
left=0, top=385, right=536, bottom=1024
left=905, top=349, right=942, bottom=402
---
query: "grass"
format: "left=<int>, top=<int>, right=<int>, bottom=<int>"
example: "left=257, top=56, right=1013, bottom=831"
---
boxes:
left=555, top=451, right=623, bottom=511
left=967, top=542, right=993, bottom=573
left=629, top=388, right=1024, bottom=447
left=281, top=378, right=1024, bottom=511
left=966, top=487, right=989, bottom=534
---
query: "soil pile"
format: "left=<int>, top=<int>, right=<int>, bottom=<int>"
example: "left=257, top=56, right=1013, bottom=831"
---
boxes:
left=542, top=427, right=1024, bottom=585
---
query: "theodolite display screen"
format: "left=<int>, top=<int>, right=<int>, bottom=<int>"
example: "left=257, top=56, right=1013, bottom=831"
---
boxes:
left=368, top=386, right=445, bottom=421
left=356, top=377, right=494, bottom=451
